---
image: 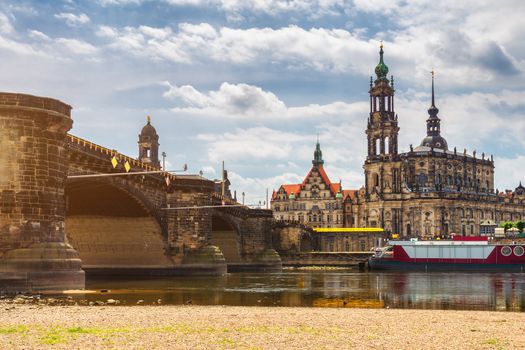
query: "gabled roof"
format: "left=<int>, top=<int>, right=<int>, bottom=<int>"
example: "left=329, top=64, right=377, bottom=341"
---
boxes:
left=273, top=164, right=351, bottom=200
left=301, top=165, right=340, bottom=195
left=342, top=190, right=358, bottom=201
left=272, top=184, right=301, bottom=200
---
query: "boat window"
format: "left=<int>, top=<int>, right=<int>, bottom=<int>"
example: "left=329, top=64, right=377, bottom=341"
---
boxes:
left=501, top=246, right=512, bottom=257
left=514, top=246, right=524, bottom=257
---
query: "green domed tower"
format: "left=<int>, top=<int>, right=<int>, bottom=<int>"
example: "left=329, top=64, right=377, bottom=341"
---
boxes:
left=375, top=43, right=389, bottom=79
left=364, top=43, right=402, bottom=196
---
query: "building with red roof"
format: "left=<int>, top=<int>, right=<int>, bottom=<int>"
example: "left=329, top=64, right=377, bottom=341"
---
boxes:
left=271, top=140, right=359, bottom=228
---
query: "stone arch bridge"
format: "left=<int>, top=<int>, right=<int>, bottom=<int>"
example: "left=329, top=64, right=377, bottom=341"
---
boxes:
left=0, top=92, right=280, bottom=291
left=66, top=134, right=281, bottom=276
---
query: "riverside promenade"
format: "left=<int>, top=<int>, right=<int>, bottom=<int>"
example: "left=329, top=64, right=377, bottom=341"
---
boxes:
left=0, top=303, right=524, bottom=349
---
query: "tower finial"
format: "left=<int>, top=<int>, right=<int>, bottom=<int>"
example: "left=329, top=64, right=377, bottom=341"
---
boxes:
left=147, top=115, right=151, bottom=124
left=375, top=41, right=389, bottom=78
left=313, top=136, right=324, bottom=166
left=431, top=69, right=435, bottom=107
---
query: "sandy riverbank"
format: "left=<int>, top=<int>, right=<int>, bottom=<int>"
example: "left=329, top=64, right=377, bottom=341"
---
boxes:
left=0, top=304, right=524, bottom=349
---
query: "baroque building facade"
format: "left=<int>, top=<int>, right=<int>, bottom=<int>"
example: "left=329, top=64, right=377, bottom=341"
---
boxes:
left=271, top=140, right=356, bottom=229
left=273, top=44, right=525, bottom=238
left=352, top=45, right=525, bottom=237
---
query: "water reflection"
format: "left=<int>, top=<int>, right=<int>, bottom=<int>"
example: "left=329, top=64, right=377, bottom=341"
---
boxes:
left=63, top=270, right=525, bottom=311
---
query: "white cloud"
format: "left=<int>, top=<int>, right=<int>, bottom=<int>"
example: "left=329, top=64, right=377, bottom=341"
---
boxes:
left=163, top=81, right=287, bottom=117
left=494, top=156, right=525, bottom=192
left=100, top=0, right=348, bottom=20
left=54, top=12, right=90, bottom=26
left=228, top=171, right=305, bottom=205
left=56, top=38, right=98, bottom=55
left=0, top=12, right=13, bottom=34
left=162, top=81, right=371, bottom=125
left=197, top=126, right=310, bottom=162
left=98, top=23, right=374, bottom=72
left=28, top=30, right=51, bottom=41
left=98, top=0, right=142, bottom=6
left=96, top=16, right=524, bottom=89
left=201, top=165, right=216, bottom=175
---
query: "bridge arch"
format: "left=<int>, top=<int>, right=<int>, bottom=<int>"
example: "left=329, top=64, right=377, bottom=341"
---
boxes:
left=65, top=178, right=172, bottom=269
left=210, top=211, right=242, bottom=264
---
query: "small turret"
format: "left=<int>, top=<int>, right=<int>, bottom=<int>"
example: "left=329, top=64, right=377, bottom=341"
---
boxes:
left=138, top=115, right=160, bottom=168
left=312, top=136, right=324, bottom=167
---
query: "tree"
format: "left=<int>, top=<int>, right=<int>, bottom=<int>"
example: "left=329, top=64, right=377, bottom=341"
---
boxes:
left=516, top=221, right=525, bottom=233
left=500, top=221, right=514, bottom=231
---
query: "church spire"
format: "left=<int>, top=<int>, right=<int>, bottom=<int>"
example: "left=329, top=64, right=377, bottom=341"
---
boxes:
left=419, top=70, right=448, bottom=150
left=428, top=70, right=439, bottom=116
left=312, top=136, right=324, bottom=167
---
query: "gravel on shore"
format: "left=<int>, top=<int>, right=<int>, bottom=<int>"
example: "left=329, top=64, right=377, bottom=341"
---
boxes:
left=0, top=304, right=524, bottom=349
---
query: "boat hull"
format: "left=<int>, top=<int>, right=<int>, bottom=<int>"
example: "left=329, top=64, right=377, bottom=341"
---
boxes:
left=368, top=258, right=525, bottom=272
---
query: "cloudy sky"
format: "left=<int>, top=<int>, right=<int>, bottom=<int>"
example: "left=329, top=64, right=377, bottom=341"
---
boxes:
left=1, top=0, right=524, bottom=203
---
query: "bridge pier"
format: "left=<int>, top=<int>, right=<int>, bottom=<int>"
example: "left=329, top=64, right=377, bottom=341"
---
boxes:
left=167, top=178, right=227, bottom=275
left=229, top=214, right=282, bottom=272
left=0, top=93, right=84, bottom=292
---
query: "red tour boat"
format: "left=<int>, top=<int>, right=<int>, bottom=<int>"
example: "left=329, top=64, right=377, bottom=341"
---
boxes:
left=369, top=236, right=525, bottom=271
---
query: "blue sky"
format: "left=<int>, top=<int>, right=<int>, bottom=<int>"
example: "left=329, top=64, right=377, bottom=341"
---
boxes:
left=1, top=0, right=525, bottom=203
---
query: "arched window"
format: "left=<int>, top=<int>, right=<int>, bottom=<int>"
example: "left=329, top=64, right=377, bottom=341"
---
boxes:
left=418, top=172, right=427, bottom=185
left=372, top=173, right=379, bottom=187
left=375, top=138, right=380, bottom=155
left=384, top=136, right=390, bottom=154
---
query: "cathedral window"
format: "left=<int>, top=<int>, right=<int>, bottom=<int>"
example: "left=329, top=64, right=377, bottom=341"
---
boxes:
left=418, top=172, right=427, bottom=185
left=372, top=173, right=379, bottom=187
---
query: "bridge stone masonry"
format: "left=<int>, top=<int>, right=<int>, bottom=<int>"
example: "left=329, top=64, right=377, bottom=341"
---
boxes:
left=0, top=92, right=281, bottom=292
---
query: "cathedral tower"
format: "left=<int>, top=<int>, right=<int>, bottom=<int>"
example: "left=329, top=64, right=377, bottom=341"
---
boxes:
left=138, top=115, right=160, bottom=168
left=364, top=44, right=402, bottom=197
left=366, top=43, right=399, bottom=160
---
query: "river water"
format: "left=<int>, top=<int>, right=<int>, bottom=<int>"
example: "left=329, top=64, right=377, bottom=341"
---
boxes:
left=61, top=269, right=525, bottom=312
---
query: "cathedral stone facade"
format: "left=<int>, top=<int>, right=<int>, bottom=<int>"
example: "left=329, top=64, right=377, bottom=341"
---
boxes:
left=273, top=44, right=525, bottom=238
